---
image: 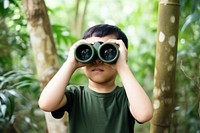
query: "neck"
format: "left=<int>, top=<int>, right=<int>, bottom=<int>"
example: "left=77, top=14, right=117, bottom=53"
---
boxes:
left=88, top=80, right=116, bottom=93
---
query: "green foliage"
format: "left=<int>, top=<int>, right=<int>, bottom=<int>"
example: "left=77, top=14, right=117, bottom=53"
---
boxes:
left=0, top=70, right=44, bottom=132
left=0, top=0, right=19, bottom=17
left=0, top=1, right=45, bottom=132
left=172, top=0, right=200, bottom=132
left=0, top=91, right=15, bottom=124
left=51, top=24, right=78, bottom=63
left=0, top=0, right=30, bottom=73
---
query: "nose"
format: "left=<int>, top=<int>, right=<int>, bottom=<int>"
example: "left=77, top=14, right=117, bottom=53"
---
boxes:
left=93, top=59, right=103, bottom=64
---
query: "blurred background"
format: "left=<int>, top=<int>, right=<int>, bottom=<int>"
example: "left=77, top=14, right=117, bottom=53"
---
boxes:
left=0, top=0, right=199, bottom=132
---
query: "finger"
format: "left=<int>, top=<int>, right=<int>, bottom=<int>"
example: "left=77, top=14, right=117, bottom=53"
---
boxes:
left=107, top=39, right=125, bottom=47
left=70, top=40, right=90, bottom=52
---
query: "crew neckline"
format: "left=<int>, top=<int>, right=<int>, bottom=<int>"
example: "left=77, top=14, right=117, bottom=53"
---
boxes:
left=84, top=85, right=120, bottom=98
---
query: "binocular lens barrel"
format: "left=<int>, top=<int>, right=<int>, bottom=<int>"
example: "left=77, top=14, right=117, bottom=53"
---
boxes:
left=80, top=48, right=92, bottom=60
left=74, top=42, right=119, bottom=63
left=75, top=43, right=94, bottom=63
left=98, top=44, right=118, bottom=63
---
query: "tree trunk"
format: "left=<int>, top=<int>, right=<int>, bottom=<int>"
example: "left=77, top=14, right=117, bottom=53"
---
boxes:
left=150, top=0, right=180, bottom=132
left=22, top=0, right=68, bottom=132
left=72, top=0, right=89, bottom=38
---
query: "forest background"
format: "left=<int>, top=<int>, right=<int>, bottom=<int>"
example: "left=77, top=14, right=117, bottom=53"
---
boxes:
left=0, top=0, right=199, bottom=133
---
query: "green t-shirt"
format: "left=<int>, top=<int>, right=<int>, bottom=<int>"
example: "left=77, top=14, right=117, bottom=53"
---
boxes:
left=52, top=85, right=135, bottom=133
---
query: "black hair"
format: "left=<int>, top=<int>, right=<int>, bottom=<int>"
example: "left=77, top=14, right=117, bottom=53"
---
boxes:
left=82, top=24, right=128, bottom=49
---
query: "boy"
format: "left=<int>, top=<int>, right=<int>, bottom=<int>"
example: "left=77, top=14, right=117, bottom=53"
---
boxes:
left=38, top=24, right=153, bottom=133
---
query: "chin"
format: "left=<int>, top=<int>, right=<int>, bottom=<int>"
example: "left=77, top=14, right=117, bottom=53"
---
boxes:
left=89, top=77, right=114, bottom=84
left=90, top=79, right=107, bottom=84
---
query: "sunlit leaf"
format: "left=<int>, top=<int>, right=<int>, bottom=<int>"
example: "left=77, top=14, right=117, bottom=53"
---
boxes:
left=1, top=104, right=7, bottom=117
left=0, top=93, right=12, bottom=118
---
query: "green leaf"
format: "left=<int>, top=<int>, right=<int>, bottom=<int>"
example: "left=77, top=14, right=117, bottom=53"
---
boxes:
left=181, top=12, right=200, bottom=32
left=0, top=92, right=14, bottom=121
left=1, top=104, right=7, bottom=117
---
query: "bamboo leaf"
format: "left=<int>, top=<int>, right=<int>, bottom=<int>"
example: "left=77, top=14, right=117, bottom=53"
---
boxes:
left=1, top=104, right=7, bottom=117
left=181, top=12, right=200, bottom=32
left=0, top=92, right=14, bottom=120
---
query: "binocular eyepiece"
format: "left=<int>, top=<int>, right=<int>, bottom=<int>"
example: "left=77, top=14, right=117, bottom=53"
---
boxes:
left=74, top=42, right=119, bottom=64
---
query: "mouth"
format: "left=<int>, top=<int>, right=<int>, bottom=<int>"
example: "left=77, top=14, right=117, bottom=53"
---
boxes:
left=92, top=67, right=104, bottom=72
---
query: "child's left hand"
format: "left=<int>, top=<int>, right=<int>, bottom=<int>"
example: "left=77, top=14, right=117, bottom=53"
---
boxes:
left=106, top=39, right=128, bottom=70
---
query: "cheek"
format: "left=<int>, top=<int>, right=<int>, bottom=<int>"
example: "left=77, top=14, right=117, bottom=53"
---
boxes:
left=83, top=67, right=88, bottom=74
left=104, top=66, right=117, bottom=77
left=83, top=66, right=91, bottom=77
left=105, top=64, right=117, bottom=72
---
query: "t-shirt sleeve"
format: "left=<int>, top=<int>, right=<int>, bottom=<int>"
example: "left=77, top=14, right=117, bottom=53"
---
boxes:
left=51, top=91, right=74, bottom=119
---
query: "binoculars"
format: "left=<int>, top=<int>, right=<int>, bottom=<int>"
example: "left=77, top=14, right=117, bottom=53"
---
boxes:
left=74, top=42, right=119, bottom=64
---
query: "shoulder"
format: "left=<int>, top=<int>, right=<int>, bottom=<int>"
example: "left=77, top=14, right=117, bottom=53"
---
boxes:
left=115, top=86, right=126, bottom=96
left=67, top=85, right=83, bottom=91
left=66, top=85, right=85, bottom=96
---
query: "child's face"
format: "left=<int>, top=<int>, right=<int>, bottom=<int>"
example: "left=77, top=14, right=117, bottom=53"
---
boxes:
left=83, top=35, right=117, bottom=84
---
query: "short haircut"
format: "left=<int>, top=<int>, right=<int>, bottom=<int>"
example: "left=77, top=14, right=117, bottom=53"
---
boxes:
left=82, top=24, right=128, bottom=49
